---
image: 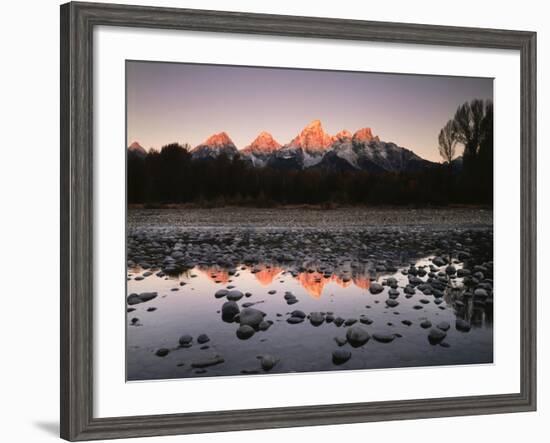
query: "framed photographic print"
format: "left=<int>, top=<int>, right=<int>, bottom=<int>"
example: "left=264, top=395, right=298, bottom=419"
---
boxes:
left=60, top=1, right=537, bottom=441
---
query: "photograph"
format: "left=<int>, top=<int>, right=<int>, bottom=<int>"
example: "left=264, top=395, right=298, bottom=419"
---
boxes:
left=125, top=60, right=494, bottom=381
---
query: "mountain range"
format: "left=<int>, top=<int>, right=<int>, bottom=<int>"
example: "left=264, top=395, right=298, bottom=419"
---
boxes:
left=128, top=120, right=438, bottom=173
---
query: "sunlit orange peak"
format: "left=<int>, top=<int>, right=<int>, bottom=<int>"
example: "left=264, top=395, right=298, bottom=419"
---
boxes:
left=242, top=131, right=282, bottom=154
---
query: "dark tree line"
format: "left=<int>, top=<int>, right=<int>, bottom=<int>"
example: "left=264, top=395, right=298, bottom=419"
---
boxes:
left=128, top=99, right=493, bottom=207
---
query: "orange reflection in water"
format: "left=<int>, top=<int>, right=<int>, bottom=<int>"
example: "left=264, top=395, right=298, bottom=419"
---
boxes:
left=254, top=267, right=283, bottom=286
left=198, top=265, right=370, bottom=299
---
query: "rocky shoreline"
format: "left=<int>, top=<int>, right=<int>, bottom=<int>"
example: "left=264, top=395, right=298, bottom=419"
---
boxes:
left=126, top=208, right=493, bottom=380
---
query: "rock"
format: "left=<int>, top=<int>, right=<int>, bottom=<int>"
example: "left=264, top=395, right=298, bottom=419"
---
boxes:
left=334, top=336, right=347, bottom=346
left=221, top=301, right=240, bottom=321
left=146, top=307, right=157, bottom=312
left=445, top=265, right=457, bottom=275
left=309, top=312, right=325, bottom=326
left=455, top=318, right=471, bottom=332
left=332, top=349, right=352, bottom=365
left=437, top=321, right=450, bottom=331
left=413, top=305, right=424, bottom=310
left=178, top=334, right=193, bottom=346
left=197, top=334, right=210, bottom=344
left=127, top=292, right=157, bottom=305
left=239, top=308, right=265, bottom=328
left=236, top=325, right=255, bottom=339
left=215, top=289, right=229, bottom=298
left=419, top=298, right=430, bottom=304
left=420, top=320, right=432, bottom=329
left=191, top=356, right=224, bottom=368
left=388, top=288, right=400, bottom=298
left=346, top=326, right=370, bottom=347
left=130, top=317, right=139, bottom=324
left=258, top=320, right=272, bottom=331
left=226, top=290, right=244, bottom=301
left=155, top=348, right=170, bottom=357
left=474, top=288, right=489, bottom=298
left=359, top=315, right=373, bottom=325
left=432, top=256, right=447, bottom=267
left=260, top=354, right=278, bottom=371
left=291, top=310, right=306, bottom=319
left=386, top=299, right=399, bottom=308
left=333, top=317, right=345, bottom=327
left=401, top=319, right=412, bottom=326
left=287, top=316, right=304, bottom=324
left=268, top=290, right=277, bottom=295
left=428, top=328, right=447, bottom=344
left=369, top=283, right=384, bottom=294
left=344, top=318, right=357, bottom=326
left=373, top=333, right=395, bottom=343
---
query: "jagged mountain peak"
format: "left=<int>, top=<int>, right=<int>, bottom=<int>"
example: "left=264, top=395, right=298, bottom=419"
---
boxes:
left=197, top=131, right=235, bottom=149
left=334, top=130, right=352, bottom=142
left=242, top=131, right=281, bottom=154
left=287, top=119, right=335, bottom=151
left=352, top=127, right=379, bottom=144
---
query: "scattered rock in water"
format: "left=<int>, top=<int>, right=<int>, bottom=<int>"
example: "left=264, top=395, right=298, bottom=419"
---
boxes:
left=437, top=321, right=451, bottom=331
left=191, top=355, right=224, bottom=368
left=287, top=316, right=304, bottom=324
left=332, top=349, right=352, bottom=365
left=155, top=348, right=170, bottom=357
left=260, top=354, right=278, bottom=371
left=258, top=320, right=272, bottom=331
left=455, top=318, right=471, bottom=332
left=369, top=283, right=384, bottom=294
left=420, top=320, right=432, bottom=329
left=309, top=312, right=325, bottom=326
left=386, top=299, right=399, bottom=308
left=413, top=305, right=424, bottom=310
left=197, top=334, right=210, bottom=344
left=226, top=290, right=244, bottom=301
left=428, top=328, right=447, bottom=344
left=291, top=310, right=306, bottom=319
left=127, top=307, right=136, bottom=313
left=372, top=333, right=395, bottom=343
left=333, top=317, right=345, bottom=327
left=239, top=308, right=265, bottom=328
left=360, top=315, right=373, bottom=325
left=221, top=301, right=240, bottom=321
left=127, top=292, right=158, bottom=305
left=147, top=307, right=157, bottom=312
left=419, top=298, right=430, bottom=305
left=130, top=317, right=139, bottom=325
left=346, top=326, right=370, bottom=347
left=236, top=325, right=255, bottom=339
left=401, top=319, right=412, bottom=326
left=178, top=334, right=193, bottom=346
left=268, top=290, right=277, bottom=295
left=344, top=318, right=357, bottom=326
left=334, top=336, right=347, bottom=346
left=214, top=289, right=229, bottom=299
left=388, top=288, right=400, bottom=298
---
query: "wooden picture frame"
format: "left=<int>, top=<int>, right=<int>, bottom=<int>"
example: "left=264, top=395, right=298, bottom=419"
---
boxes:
left=60, top=1, right=536, bottom=440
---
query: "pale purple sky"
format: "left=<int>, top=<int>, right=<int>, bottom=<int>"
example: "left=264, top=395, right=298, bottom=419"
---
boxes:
left=126, top=61, right=492, bottom=162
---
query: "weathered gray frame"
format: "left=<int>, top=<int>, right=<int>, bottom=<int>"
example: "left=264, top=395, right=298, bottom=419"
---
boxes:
left=60, top=1, right=537, bottom=441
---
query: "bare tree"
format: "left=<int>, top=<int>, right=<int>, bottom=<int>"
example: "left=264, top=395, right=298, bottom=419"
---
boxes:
left=438, top=119, right=458, bottom=165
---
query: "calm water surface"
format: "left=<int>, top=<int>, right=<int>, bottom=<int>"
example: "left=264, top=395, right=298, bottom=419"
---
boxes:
left=127, top=256, right=493, bottom=380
